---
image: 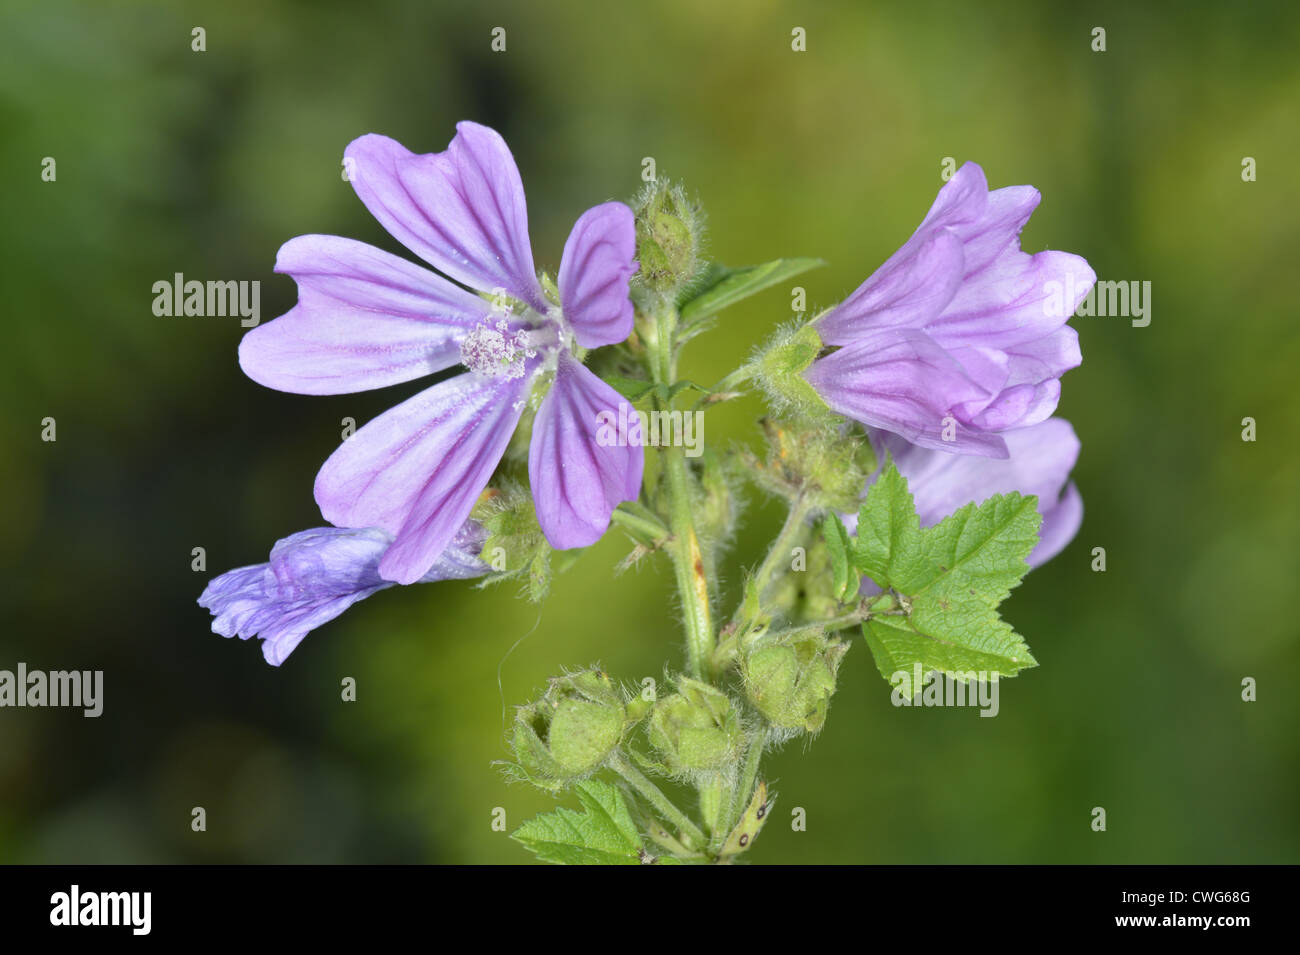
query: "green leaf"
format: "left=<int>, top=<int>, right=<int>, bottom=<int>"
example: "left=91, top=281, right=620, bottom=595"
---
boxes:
left=899, top=492, right=1042, bottom=606
left=863, top=597, right=1038, bottom=688
left=821, top=513, right=858, bottom=601
left=662, top=379, right=709, bottom=401
left=604, top=375, right=656, bottom=402
left=603, top=377, right=709, bottom=406
left=678, top=257, right=825, bottom=321
left=850, top=464, right=1043, bottom=688
left=512, top=780, right=648, bottom=865
left=850, top=465, right=1040, bottom=606
left=851, top=462, right=921, bottom=584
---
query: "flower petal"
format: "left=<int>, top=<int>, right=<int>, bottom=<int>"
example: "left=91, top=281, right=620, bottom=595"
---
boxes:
left=960, top=378, right=1061, bottom=431
left=557, top=202, right=638, bottom=348
left=1004, top=324, right=1083, bottom=384
left=926, top=250, right=1095, bottom=351
left=872, top=418, right=1080, bottom=529
left=804, top=328, right=1008, bottom=457
left=314, top=370, right=528, bottom=584
left=344, top=123, right=544, bottom=307
left=239, top=235, right=495, bottom=395
left=529, top=353, right=644, bottom=548
left=919, top=162, right=1041, bottom=277
left=1030, top=480, right=1083, bottom=567
left=815, top=229, right=965, bottom=345
left=199, top=527, right=392, bottom=665
left=199, top=523, right=488, bottom=665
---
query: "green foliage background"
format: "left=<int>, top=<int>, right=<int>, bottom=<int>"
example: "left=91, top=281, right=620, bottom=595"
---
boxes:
left=0, top=0, right=1296, bottom=863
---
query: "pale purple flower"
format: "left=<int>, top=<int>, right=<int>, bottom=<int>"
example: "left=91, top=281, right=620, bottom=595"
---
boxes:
left=239, top=122, right=642, bottom=584
left=199, top=523, right=488, bottom=665
left=807, top=163, right=1095, bottom=458
left=844, top=419, right=1083, bottom=588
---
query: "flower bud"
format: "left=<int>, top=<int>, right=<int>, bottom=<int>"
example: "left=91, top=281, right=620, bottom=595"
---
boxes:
left=510, top=669, right=626, bottom=791
left=473, top=483, right=552, bottom=601
left=765, top=536, right=843, bottom=623
left=747, top=415, right=877, bottom=512
left=742, top=629, right=848, bottom=737
left=647, top=677, right=743, bottom=776
left=631, top=181, right=702, bottom=298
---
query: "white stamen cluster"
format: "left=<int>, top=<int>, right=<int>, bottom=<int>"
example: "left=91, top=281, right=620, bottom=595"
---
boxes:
left=460, top=319, right=536, bottom=380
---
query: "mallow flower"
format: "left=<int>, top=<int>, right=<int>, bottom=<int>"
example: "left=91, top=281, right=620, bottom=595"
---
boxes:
left=239, top=122, right=642, bottom=584
left=844, top=418, right=1083, bottom=582
left=198, top=522, right=489, bottom=665
left=804, top=163, right=1096, bottom=458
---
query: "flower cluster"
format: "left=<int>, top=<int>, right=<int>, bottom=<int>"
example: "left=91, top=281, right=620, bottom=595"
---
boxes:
left=201, top=122, right=641, bottom=663
left=199, top=130, right=1088, bottom=688
left=198, top=124, right=1097, bottom=864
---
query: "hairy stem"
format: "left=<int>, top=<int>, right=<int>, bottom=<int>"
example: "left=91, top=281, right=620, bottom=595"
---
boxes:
left=719, top=729, right=767, bottom=848
left=663, top=448, right=713, bottom=679
left=610, top=502, right=670, bottom=544
left=761, top=603, right=878, bottom=642
left=650, top=305, right=714, bottom=680
left=609, top=752, right=707, bottom=851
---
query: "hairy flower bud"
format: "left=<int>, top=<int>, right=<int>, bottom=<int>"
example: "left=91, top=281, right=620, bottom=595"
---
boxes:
left=746, top=415, right=877, bottom=512
left=510, top=669, right=627, bottom=791
left=631, top=181, right=702, bottom=298
left=647, top=677, right=743, bottom=776
left=742, top=629, right=848, bottom=737
left=474, top=484, right=552, bottom=601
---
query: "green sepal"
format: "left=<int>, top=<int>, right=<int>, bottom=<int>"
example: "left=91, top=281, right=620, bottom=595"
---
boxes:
left=717, top=780, right=773, bottom=861
left=474, top=484, right=553, bottom=602
left=742, top=628, right=848, bottom=735
left=647, top=677, right=744, bottom=776
left=751, top=324, right=831, bottom=420
left=509, top=669, right=628, bottom=792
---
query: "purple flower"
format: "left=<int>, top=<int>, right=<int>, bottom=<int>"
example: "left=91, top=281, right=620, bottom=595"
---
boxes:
left=198, top=523, right=488, bottom=665
left=806, top=163, right=1095, bottom=458
left=239, top=122, right=642, bottom=584
left=845, top=418, right=1083, bottom=581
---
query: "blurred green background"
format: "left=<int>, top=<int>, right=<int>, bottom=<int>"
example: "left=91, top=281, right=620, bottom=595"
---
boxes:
left=1, top=0, right=1297, bottom=864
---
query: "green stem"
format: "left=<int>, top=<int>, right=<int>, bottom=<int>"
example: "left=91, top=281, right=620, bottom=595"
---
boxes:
left=609, top=752, right=707, bottom=851
left=733, top=493, right=814, bottom=631
left=692, top=364, right=756, bottom=409
left=761, top=603, right=876, bottom=642
left=721, top=730, right=767, bottom=845
left=710, top=364, right=755, bottom=394
left=610, top=503, right=670, bottom=544
left=650, top=305, right=714, bottom=680
left=663, top=447, right=713, bottom=679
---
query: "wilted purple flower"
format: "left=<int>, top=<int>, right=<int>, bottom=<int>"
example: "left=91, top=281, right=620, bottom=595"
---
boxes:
left=845, top=418, right=1083, bottom=579
left=807, top=163, right=1095, bottom=458
left=199, top=523, right=488, bottom=665
left=239, top=122, right=642, bottom=584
